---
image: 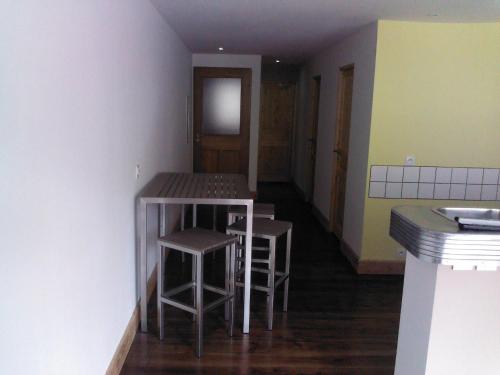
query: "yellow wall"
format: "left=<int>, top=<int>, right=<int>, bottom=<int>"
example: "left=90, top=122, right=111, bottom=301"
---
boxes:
left=361, top=21, right=500, bottom=261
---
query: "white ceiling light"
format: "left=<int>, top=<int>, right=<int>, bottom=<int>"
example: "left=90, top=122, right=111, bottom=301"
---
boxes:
left=275, top=59, right=280, bottom=63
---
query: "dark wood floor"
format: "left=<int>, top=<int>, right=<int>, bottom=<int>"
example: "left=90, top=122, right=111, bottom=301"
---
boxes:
left=121, top=183, right=403, bottom=374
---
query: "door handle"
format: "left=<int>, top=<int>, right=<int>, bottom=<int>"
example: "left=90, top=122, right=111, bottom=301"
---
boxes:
left=195, top=133, right=200, bottom=143
left=333, top=149, right=342, bottom=156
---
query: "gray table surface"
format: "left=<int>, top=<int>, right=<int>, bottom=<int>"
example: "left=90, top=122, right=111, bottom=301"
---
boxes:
left=137, top=173, right=254, bottom=333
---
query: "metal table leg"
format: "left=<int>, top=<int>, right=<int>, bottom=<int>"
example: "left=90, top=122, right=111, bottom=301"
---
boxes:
left=139, top=200, right=148, bottom=332
left=243, top=201, right=253, bottom=334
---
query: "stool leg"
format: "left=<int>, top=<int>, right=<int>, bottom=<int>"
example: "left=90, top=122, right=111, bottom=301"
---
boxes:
left=192, top=254, right=196, bottom=322
left=195, top=253, right=204, bottom=358
left=284, top=228, right=292, bottom=312
left=266, top=237, right=271, bottom=302
left=228, top=243, right=236, bottom=337
left=224, top=243, right=230, bottom=321
left=236, top=234, right=244, bottom=301
left=212, top=205, right=217, bottom=260
left=181, top=204, right=185, bottom=263
left=267, top=238, right=276, bottom=330
left=157, top=244, right=164, bottom=340
left=192, top=204, right=197, bottom=227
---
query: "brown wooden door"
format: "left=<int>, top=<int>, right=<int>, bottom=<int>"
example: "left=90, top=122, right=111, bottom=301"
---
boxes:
left=193, top=67, right=251, bottom=175
left=330, top=66, right=354, bottom=237
left=306, top=76, right=321, bottom=200
left=258, top=82, right=296, bottom=181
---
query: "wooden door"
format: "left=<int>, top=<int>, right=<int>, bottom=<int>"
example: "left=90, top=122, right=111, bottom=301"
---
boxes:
left=193, top=67, right=251, bottom=175
left=330, top=65, right=354, bottom=237
left=306, top=76, right=321, bottom=200
left=258, top=82, right=296, bottom=181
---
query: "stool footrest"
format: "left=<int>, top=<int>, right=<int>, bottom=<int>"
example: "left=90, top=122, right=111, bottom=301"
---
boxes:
left=236, top=244, right=269, bottom=251
left=236, top=257, right=269, bottom=264
left=235, top=281, right=269, bottom=293
left=161, top=282, right=232, bottom=316
left=204, top=294, right=232, bottom=314
left=235, top=273, right=289, bottom=293
left=203, top=283, right=227, bottom=296
left=274, top=273, right=289, bottom=288
left=160, top=296, right=197, bottom=315
left=164, top=281, right=194, bottom=299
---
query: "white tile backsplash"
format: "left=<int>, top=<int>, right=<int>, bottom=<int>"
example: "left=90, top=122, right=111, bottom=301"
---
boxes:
left=420, top=167, right=436, bottom=183
left=451, top=168, right=467, bottom=184
left=387, top=166, right=404, bottom=182
left=450, top=184, right=466, bottom=200
left=434, top=184, right=451, bottom=200
left=369, top=181, right=386, bottom=197
left=465, top=185, right=482, bottom=200
left=371, top=166, right=387, bottom=181
left=402, top=183, right=418, bottom=199
left=435, top=168, right=452, bottom=183
left=467, top=168, right=483, bottom=184
left=418, top=183, right=434, bottom=199
left=481, top=185, right=497, bottom=201
left=403, top=167, right=420, bottom=182
left=483, top=169, right=499, bottom=185
left=386, top=182, right=402, bottom=198
left=369, top=165, right=499, bottom=201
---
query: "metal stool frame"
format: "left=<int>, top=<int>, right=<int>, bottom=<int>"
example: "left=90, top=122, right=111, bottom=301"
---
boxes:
left=226, top=219, right=291, bottom=330
left=157, top=231, right=237, bottom=357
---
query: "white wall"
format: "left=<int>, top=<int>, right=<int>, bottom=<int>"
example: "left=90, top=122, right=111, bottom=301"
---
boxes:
left=0, top=1, right=191, bottom=374
left=293, top=23, right=377, bottom=255
left=192, top=53, right=262, bottom=191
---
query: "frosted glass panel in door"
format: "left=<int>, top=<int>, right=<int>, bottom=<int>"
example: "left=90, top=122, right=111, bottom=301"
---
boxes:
left=202, top=78, right=241, bottom=135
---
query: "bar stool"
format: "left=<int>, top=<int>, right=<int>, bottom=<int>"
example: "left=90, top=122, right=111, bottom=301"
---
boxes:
left=227, top=203, right=275, bottom=224
left=227, top=203, right=276, bottom=272
left=157, top=228, right=238, bottom=357
left=226, top=218, right=292, bottom=330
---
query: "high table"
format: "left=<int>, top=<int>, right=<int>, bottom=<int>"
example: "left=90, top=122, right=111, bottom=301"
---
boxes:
left=137, top=173, right=254, bottom=333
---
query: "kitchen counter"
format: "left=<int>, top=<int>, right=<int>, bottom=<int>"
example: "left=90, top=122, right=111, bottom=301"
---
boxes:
left=391, top=205, right=500, bottom=270
left=390, top=205, right=500, bottom=375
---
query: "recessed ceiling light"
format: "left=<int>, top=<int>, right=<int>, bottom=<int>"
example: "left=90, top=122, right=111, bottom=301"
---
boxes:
left=218, top=47, right=224, bottom=52
left=275, top=59, right=280, bottom=63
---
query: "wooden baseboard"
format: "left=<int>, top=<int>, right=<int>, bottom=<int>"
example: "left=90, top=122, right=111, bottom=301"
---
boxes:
left=311, top=204, right=329, bottom=231
left=357, top=260, right=405, bottom=275
left=340, top=239, right=360, bottom=271
left=340, top=239, right=404, bottom=275
left=105, top=265, right=157, bottom=375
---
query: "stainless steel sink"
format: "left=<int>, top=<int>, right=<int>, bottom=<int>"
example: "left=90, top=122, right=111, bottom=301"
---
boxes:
left=432, top=207, right=500, bottom=222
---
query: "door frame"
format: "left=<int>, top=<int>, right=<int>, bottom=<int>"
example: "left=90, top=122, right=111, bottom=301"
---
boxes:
left=306, top=75, right=321, bottom=201
left=193, top=67, right=251, bottom=176
left=329, top=64, right=354, bottom=237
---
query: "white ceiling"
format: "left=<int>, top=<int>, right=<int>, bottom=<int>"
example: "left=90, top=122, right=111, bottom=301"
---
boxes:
left=153, top=0, right=500, bottom=62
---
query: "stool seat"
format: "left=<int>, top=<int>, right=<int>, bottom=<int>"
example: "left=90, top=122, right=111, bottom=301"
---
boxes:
left=227, top=218, right=292, bottom=238
left=158, top=228, right=237, bottom=255
left=228, top=203, right=275, bottom=218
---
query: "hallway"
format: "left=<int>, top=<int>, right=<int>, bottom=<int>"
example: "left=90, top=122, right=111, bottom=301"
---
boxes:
left=121, top=183, right=403, bottom=374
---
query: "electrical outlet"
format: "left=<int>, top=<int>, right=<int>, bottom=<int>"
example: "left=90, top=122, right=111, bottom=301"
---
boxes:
left=405, top=155, right=416, bottom=166
left=135, top=164, right=141, bottom=180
